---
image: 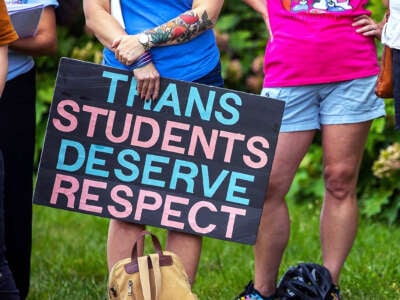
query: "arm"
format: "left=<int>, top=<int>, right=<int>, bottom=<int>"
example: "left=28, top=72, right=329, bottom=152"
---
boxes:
left=83, top=0, right=126, bottom=49
left=242, top=0, right=271, bottom=38
left=84, top=0, right=224, bottom=101
left=83, top=0, right=161, bottom=100
left=352, top=0, right=389, bottom=40
left=9, top=6, right=58, bottom=56
left=111, top=0, right=224, bottom=66
left=0, top=45, right=7, bottom=96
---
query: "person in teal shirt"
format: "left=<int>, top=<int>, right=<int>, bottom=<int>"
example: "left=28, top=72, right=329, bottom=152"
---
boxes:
left=83, top=0, right=224, bottom=287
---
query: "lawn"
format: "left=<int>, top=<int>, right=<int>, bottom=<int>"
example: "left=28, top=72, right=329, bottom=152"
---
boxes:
left=28, top=198, right=400, bottom=299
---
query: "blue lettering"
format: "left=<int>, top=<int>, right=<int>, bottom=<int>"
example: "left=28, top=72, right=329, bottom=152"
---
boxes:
left=85, top=144, right=114, bottom=178
left=142, top=154, right=169, bottom=187
left=185, top=86, right=215, bottom=121
left=153, top=83, right=181, bottom=115
left=216, top=92, right=241, bottom=125
left=115, top=149, right=141, bottom=182
left=102, top=71, right=129, bottom=104
left=170, top=159, right=198, bottom=193
left=226, top=171, right=254, bottom=205
left=56, top=139, right=85, bottom=172
left=126, top=77, right=138, bottom=107
left=201, top=165, right=229, bottom=198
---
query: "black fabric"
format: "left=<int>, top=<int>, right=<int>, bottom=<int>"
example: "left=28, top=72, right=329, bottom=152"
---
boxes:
left=0, top=67, right=36, bottom=299
left=0, top=148, right=20, bottom=299
left=0, top=150, right=5, bottom=263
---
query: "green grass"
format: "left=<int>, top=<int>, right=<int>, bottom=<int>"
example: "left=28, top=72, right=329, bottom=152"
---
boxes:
left=29, top=199, right=400, bottom=299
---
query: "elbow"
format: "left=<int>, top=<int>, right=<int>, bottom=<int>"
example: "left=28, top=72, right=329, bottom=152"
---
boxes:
left=84, top=15, right=96, bottom=36
left=47, top=40, right=58, bottom=56
left=41, top=37, right=58, bottom=56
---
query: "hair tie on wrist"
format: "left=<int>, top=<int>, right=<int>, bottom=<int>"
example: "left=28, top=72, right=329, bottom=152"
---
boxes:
left=130, top=51, right=152, bottom=70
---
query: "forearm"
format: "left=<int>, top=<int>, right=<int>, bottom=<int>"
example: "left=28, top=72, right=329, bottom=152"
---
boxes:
left=0, top=46, right=7, bottom=96
left=140, top=0, right=224, bottom=49
left=242, top=0, right=271, bottom=36
left=9, top=7, right=57, bottom=56
left=243, top=0, right=267, bottom=19
left=83, top=0, right=126, bottom=49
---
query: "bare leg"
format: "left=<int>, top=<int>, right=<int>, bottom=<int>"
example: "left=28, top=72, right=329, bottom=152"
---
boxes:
left=107, top=220, right=145, bottom=271
left=321, top=121, right=371, bottom=284
left=107, top=222, right=202, bottom=286
left=166, top=231, right=202, bottom=286
left=254, top=131, right=315, bottom=296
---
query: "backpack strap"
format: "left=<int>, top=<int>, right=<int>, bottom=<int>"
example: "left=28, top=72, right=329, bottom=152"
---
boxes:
left=138, top=255, right=152, bottom=300
left=149, top=253, right=162, bottom=299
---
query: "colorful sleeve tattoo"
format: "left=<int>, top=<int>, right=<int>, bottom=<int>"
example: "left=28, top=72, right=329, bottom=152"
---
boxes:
left=145, top=10, right=213, bottom=46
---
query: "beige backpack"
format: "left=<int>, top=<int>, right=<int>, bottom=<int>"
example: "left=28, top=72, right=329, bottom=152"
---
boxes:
left=108, top=230, right=198, bottom=300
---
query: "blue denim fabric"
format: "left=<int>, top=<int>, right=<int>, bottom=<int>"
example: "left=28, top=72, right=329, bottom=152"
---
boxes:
left=193, top=61, right=224, bottom=88
left=393, top=48, right=400, bottom=130
left=261, top=76, right=385, bottom=132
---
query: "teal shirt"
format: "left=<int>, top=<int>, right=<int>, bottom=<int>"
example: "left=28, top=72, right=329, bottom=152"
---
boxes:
left=103, top=0, right=220, bottom=81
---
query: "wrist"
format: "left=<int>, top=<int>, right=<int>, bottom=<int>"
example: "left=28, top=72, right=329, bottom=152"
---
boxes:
left=130, top=51, right=152, bottom=69
left=138, top=32, right=152, bottom=51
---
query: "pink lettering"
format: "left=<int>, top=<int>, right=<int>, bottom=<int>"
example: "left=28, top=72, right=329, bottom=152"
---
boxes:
left=79, top=179, right=107, bottom=214
left=188, top=126, right=218, bottom=159
left=135, top=189, right=162, bottom=221
left=188, top=201, right=217, bottom=234
left=106, top=110, right=133, bottom=143
left=221, top=205, right=246, bottom=238
left=82, top=105, right=108, bottom=137
left=50, top=173, right=79, bottom=208
left=161, top=195, right=189, bottom=229
left=219, top=131, right=245, bottom=163
left=131, top=116, right=160, bottom=148
left=161, top=120, right=190, bottom=154
left=243, top=136, right=269, bottom=169
left=53, top=99, right=79, bottom=133
left=108, top=185, right=133, bottom=218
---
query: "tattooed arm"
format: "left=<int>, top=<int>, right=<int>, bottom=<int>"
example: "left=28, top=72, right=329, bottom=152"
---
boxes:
left=84, top=0, right=223, bottom=101
left=112, top=0, right=224, bottom=66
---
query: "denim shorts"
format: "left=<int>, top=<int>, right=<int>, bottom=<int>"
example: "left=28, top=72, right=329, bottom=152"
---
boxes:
left=261, top=76, right=386, bottom=132
left=193, top=61, right=224, bottom=88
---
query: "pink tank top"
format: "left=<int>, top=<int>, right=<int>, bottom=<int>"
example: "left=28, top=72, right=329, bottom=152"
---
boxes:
left=264, top=0, right=379, bottom=87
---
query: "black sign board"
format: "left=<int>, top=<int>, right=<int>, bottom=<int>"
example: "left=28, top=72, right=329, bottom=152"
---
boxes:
left=33, top=58, right=284, bottom=244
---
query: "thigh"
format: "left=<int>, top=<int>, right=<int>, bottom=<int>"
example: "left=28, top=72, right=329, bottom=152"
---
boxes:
left=267, top=130, right=316, bottom=198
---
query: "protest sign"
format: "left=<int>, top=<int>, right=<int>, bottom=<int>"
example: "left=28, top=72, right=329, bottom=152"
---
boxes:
left=33, top=58, right=284, bottom=244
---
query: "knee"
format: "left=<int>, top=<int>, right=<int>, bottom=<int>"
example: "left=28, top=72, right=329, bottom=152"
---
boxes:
left=266, top=176, right=292, bottom=201
left=323, top=165, right=357, bottom=201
